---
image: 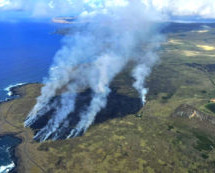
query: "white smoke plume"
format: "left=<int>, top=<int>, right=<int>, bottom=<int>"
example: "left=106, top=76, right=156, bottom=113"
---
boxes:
left=23, top=0, right=165, bottom=141
left=34, top=91, right=77, bottom=141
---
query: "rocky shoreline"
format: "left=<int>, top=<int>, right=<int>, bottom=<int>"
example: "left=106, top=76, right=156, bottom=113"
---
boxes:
left=0, top=134, right=22, bottom=173
left=0, top=83, right=31, bottom=173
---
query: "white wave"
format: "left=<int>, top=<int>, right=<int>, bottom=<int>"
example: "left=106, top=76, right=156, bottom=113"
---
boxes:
left=4, top=82, right=26, bottom=97
left=0, top=162, right=15, bottom=173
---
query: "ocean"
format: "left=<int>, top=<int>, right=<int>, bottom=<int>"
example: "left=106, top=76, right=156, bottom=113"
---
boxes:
left=0, top=21, right=63, bottom=101
left=0, top=136, right=21, bottom=173
left=0, top=21, right=63, bottom=172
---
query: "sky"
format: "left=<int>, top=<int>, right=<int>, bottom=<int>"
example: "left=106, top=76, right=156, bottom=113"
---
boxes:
left=1, top=0, right=215, bottom=22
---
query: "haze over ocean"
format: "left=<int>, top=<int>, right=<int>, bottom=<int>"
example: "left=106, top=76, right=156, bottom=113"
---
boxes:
left=0, top=21, right=62, bottom=101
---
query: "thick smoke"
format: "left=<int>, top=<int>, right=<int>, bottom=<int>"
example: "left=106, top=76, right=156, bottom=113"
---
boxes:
left=23, top=0, right=165, bottom=141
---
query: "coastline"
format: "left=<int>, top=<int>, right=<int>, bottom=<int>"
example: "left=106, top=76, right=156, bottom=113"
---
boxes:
left=0, top=83, right=35, bottom=173
left=0, top=83, right=26, bottom=104
left=12, top=133, right=25, bottom=173
left=0, top=82, right=40, bottom=105
left=0, top=134, right=22, bottom=173
left=4, top=83, right=27, bottom=97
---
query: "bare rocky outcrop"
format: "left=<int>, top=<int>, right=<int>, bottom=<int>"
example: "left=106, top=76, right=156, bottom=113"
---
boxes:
left=172, top=104, right=215, bottom=125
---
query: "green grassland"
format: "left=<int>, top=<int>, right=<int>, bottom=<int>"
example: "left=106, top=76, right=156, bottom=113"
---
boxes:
left=1, top=23, right=215, bottom=173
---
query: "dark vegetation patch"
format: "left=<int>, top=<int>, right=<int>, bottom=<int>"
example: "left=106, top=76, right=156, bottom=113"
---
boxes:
left=205, top=103, right=215, bottom=113
left=193, top=131, right=215, bottom=152
left=185, top=63, right=215, bottom=73
left=161, top=93, right=174, bottom=103
left=167, top=125, right=174, bottom=131
left=162, top=22, right=215, bottom=33
left=201, top=90, right=207, bottom=94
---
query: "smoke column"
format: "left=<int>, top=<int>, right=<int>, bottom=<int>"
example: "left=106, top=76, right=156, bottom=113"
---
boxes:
left=23, top=0, right=164, bottom=141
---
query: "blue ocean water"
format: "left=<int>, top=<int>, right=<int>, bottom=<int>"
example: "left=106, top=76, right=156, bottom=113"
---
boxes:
left=0, top=21, right=63, bottom=172
left=0, top=21, right=63, bottom=101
